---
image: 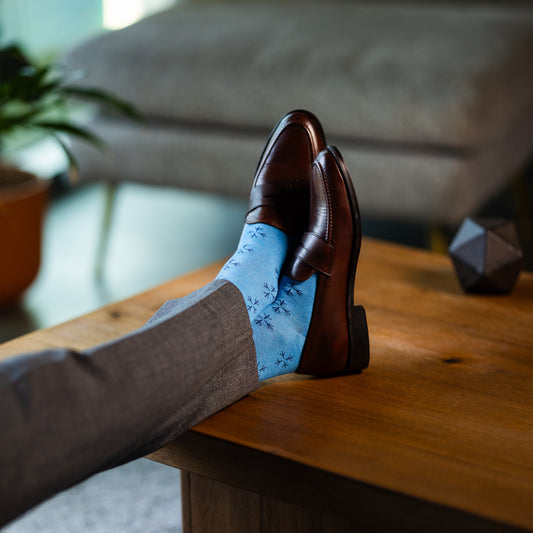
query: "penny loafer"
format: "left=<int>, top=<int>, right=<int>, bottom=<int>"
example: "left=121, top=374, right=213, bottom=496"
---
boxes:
left=245, top=109, right=326, bottom=236
left=287, top=146, right=370, bottom=375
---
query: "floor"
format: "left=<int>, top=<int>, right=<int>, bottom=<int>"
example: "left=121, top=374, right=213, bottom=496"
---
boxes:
left=0, top=181, right=248, bottom=344
left=4, top=459, right=183, bottom=533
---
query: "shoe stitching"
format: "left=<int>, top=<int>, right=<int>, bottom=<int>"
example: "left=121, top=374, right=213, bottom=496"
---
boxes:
left=315, top=159, right=333, bottom=243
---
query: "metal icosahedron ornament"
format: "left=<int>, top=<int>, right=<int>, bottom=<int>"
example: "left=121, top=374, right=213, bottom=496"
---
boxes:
left=448, top=218, right=524, bottom=294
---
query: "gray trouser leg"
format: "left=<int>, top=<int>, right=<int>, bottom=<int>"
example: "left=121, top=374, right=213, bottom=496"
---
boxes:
left=0, top=280, right=258, bottom=527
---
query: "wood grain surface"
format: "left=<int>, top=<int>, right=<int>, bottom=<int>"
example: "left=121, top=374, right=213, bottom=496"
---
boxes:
left=2, top=239, right=532, bottom=531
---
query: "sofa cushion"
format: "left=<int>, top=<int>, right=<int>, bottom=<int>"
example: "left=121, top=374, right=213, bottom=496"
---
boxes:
left=65, top=2, right=533, bottom=149
left=70, top=96, right=532, bottom=225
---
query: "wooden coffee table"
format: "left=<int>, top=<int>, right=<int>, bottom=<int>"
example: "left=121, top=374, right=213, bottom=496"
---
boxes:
left=1, top=239, right=532, bottom=532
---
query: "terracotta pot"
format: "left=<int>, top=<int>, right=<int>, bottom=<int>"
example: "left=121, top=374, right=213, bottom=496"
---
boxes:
left=0, top=165, right=48, bottom=308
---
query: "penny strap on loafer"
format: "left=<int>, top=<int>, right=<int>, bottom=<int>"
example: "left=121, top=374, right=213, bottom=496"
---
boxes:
left=247, top=183, right=296, bottom=215
left=293, top=146, right=369, bottom=376
left=291, top=232, right=335, bottom=279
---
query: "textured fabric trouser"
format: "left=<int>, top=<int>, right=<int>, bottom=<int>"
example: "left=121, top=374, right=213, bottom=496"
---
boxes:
left=0, top=280, right=259, bottom=527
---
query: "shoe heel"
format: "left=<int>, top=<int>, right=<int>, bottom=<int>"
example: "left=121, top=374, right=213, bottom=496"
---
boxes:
left=346, top=305, right=370, bottom=372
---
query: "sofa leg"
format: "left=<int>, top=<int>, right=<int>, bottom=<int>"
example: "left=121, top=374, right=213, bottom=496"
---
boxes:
left=512, top=170, right=533, bottom=244
left=95, top=182, right=118, bottom=280
left=428, top=224, right=449, bottom=254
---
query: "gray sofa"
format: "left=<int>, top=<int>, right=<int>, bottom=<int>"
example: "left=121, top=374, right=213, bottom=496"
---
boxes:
left=64, top=1, right=533, bottom=227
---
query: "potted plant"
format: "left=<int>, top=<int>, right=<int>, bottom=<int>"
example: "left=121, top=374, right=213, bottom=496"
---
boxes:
left=0, top=43, right=138, bottom=307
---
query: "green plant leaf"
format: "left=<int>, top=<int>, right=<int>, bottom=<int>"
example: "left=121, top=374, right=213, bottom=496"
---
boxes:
left=0, top=42, right=140, bottom=160
left=0, top=108, right=44, bottom=130
left=50, top=131, right=81, bottom=180
left=0, top=44, right=32, bottom=81
left=32, top=120, right=104, bottom=147
left=61, top=86, right=142, bottom=120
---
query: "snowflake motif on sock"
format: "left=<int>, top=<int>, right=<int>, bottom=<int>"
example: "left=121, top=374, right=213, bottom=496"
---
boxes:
left=222, top=258, right=240, bottom=271
left=275, top=350, right=294, bottom=368
left=254, top=313, right=274, bottom=330
left=246, top=296, right=259, bottom=313
left=273, top=299, right=291, bottom=316
left=263, top=282, right=276, bottom=300
left=236, top=243, right=254, bottom=255
left=283, top=280, right=303, bottom=297
left=250, top=226, right=267, bottom=239
left=257, top=363, right=267, bottom=373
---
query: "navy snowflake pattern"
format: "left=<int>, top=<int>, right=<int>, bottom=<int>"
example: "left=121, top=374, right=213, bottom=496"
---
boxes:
left=275, top=350, right=294, bottom=368
left=263, top=282, right=276, bottom=300
left=257, top=363, right=267, bottom=374
left=222, top=258, right=240, bottom=271
left=254, top=313, right=274, bottom=330
left=273, top=299, right=291, bottom=316
left=250, top=226, right=267, bottom=239
left=283, top=280, right=303, bottom=297
left=236, top=243, right=255, bottom=255
left=246, top=296, right=259, bottom=313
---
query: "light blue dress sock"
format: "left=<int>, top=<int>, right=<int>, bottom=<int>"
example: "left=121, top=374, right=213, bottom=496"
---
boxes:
left=253, top=273, right=317, bottom=380
left=217, top=222, right=318, bottom=381
left=217, top=224, right=288, bottom=321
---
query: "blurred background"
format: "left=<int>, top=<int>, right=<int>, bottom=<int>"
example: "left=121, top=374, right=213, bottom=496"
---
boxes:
left=1, top=0, right=248, bottom=345
left=1, top=0, right=532, bottom=530
left=1, top=0, right=532, bottom=345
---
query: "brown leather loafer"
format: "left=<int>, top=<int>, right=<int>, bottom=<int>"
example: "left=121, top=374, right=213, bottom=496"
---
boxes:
left=287, top=146, right=370, bottom=375
left=245, top=110, right=326, bottom=236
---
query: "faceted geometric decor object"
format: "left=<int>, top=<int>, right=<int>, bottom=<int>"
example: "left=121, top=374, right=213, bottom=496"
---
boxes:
left=448, top=218, right=524, bottom=294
